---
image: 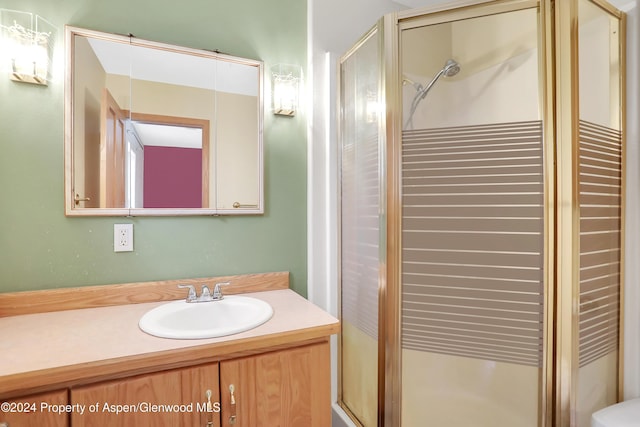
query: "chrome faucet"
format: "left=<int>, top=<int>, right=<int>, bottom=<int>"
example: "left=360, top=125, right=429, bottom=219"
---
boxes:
left=178, top=282, right=231, bottom=303
left=177, top=284, right=198, bottom=302
left=212, top=282, right=231, bottom=300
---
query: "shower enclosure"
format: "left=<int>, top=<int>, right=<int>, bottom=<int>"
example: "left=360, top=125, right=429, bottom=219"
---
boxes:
left=338, top=1, right=625, bottom=426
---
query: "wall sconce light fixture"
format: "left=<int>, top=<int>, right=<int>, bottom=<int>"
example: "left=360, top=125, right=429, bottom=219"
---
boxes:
left=0, top=9, right=55, bottom=85
left=271, top=64, right=301, bottom=116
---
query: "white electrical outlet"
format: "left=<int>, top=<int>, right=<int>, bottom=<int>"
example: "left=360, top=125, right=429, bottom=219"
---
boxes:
left=114, top=224, right=134, bottom=252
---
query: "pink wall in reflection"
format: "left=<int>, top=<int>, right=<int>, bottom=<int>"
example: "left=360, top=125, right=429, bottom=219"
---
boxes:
left=144, top=146, right=202, bottom=208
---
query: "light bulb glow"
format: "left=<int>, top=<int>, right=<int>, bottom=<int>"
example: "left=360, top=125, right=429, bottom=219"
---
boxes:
left=271, top=64, right=301, bottom=116
left=0, top=11, right=54, bottom=85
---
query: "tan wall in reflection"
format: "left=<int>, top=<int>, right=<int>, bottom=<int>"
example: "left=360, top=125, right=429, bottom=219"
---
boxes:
left=73, top=36, right=107, bottom=208
left=215, top=91, right=259, bottom=209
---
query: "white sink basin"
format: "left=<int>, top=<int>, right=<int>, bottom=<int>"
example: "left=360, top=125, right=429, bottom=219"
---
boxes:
left=139, top=296, right=273, bottom=339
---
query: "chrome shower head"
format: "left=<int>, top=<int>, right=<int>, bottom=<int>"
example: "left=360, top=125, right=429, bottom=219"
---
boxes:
left=416, top=59, right=461, bottom=100
left=404, top=58, right=462, bottom=130
left=442, top=59, right=461, bottom=77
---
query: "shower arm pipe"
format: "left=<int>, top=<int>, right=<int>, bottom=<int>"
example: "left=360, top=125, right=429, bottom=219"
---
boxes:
left=405, top=70, right=443, bottom=129
left=414, top=68, right=446, bottom=103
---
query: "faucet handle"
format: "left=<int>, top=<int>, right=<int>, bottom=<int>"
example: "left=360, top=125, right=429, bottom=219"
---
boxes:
left=178, top=284, right=197, bottom=302
left=212, top=282, right=231, bottom=300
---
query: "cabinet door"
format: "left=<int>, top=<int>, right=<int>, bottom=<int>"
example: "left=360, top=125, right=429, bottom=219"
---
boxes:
left=0, top=389, right=68, bottom=427
left=219, top=341, right=331, bottom=427
left=71, top=363, right=220, bottom=427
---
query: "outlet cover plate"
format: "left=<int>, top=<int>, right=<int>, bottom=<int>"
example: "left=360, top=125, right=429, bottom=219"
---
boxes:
left=114, top=223, right=133, bottom=252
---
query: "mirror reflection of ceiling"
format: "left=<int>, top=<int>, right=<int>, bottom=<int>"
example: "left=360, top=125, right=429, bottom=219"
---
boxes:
left=87, top=38, right=258, bottom=95
left=131, top=122, right=203, bottom=149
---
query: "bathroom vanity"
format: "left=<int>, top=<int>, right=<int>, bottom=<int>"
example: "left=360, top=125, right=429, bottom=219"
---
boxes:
left=0, top=272, right=338, bottom=426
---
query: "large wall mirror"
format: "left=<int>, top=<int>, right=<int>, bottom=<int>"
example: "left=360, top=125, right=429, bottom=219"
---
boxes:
left=64, top=26, right=263, bottom=216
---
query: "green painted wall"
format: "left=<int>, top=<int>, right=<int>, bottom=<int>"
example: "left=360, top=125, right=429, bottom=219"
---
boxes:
left=0, top=0, right=308, bottom=295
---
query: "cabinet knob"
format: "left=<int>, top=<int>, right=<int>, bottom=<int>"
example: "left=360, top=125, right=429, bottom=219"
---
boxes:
left=228, top=384, right=237, bottom=424
left=74, top=194, right=91, bottom=205
left=204, top=389, right=214, bottom=427
left=229, top=384, right=235, bottom=405
left=205, top=389, right=213, bottom=412
left=232, top=202, right=258, bottom=209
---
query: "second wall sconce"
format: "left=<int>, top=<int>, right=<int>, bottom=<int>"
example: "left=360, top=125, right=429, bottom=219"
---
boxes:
left=0, top=9, right=55, bottom=85
left=271, top=64, right=301, bottom=116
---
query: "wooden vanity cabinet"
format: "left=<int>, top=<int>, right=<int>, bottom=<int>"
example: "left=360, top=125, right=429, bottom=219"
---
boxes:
left=0, top=280, right=338, bottom=427
left=0, top=389, right=69, bottom=427
left=69, top=340, right=330, bottom=427
left=219, top=341, right=331, bottom=427
left=71, top=363, right=220, bottom=427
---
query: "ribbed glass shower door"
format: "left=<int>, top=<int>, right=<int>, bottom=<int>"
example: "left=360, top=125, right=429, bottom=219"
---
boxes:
left=338, top=25, right=383, bottom=427
left=399, top=5, right=546, bottom=426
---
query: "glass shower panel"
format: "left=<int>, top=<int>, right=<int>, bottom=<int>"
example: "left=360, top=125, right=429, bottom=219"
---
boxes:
left=400, top=7, right=543, bottom=427
left=339, top=27, right=382, bottom=427
left=576, top=1, right=622, bottom=425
